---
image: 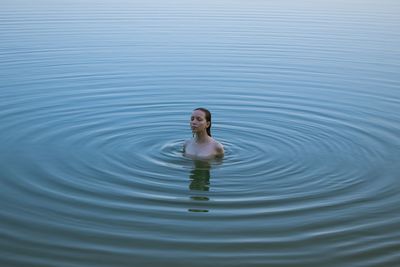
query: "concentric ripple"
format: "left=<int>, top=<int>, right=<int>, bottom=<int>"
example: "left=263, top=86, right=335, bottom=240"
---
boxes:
left=1, top=1, right=400, bottom=267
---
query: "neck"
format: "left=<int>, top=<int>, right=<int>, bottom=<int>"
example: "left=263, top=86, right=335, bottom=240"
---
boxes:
left=194, top=130, right=209, bottom=143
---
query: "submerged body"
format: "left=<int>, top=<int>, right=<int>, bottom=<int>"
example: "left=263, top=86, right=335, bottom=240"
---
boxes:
left=183, top=108, right=224, bottom=160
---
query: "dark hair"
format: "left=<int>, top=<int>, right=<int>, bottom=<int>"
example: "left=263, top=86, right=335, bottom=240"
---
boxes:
left=194, top=107, right=212, bottom=137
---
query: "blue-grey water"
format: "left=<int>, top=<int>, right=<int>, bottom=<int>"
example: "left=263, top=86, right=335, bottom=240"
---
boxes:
left=1, top=1, right=400, bottom=266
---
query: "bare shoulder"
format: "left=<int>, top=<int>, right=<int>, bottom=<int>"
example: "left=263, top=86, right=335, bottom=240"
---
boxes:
left=184, top=139, right=191, bottom=147
left=183, top=139, right=191, bottom=152
left=213, top=139, right=224, bottom=155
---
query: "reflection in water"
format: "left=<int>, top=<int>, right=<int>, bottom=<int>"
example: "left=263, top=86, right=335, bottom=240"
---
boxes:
left=188, top=160, right=212, bottom=213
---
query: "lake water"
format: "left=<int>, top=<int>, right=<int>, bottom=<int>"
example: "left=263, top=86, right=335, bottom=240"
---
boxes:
left=1, top=1, right=400, bottom=266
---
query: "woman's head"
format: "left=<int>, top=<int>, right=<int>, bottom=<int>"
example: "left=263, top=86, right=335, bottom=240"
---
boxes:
left=191, top=107, right=212, bottom=137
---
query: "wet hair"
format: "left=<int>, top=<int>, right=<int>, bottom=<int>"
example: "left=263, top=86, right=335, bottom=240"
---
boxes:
left=194, top=107, right=212, bottom=137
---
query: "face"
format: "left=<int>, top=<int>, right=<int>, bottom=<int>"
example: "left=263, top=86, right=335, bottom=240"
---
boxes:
left=190, top=109, right=210, bottom=133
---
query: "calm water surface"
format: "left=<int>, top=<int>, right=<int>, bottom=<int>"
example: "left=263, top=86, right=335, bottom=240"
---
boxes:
left=1, top=1, right=400, bottom=266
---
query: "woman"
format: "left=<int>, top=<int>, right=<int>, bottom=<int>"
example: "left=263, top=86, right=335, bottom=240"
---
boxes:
left=183, top=108, right=224, bottom=159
